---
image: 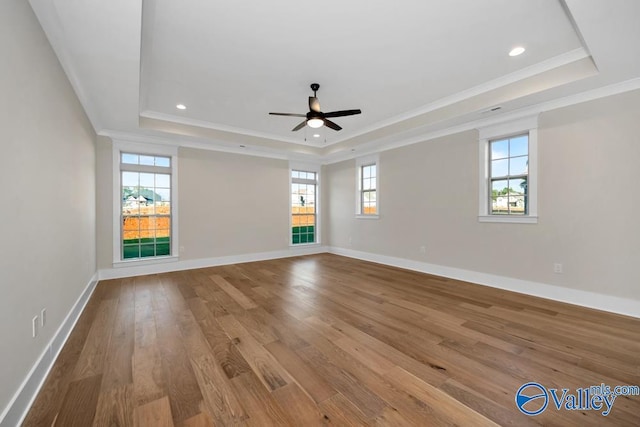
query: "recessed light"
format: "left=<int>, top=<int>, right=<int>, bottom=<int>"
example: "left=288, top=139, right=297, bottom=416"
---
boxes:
left=313, top=134, right=320, bottom=138
left=509, top=47, right=525, bottom=57
left=176, top=104, right=186, bottom=110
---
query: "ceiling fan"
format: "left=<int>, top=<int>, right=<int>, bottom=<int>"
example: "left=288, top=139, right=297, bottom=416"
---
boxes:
left=269, top=83, right=361, bottom=131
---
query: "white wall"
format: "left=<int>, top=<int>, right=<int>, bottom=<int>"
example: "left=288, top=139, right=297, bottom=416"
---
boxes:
left=0, top=0, right=96, bottom=421
left=327, top=89, right=640, bottom=302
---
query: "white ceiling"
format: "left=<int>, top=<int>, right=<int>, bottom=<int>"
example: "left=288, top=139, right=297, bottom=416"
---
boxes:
left=29, top=0, right=640, bottom=161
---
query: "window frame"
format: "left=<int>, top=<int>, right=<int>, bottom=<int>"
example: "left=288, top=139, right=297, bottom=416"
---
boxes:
left=289, top=162, right=321, bottom=246
left=356, top=154, right=380, bottom=218
left=478, top=116, right=538, bottom=224
left=112, top=140, right=179, bottom=266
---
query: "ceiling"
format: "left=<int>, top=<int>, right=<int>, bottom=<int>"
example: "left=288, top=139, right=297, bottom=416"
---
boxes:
left=29, top=0, right=640, bottom=162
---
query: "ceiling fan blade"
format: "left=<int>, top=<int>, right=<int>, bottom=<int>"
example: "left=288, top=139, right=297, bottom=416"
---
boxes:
left=324, top=109, right=361, bottom=118
left=269, top=112, right=306, bottom=117
left=292, top=121, right=307, bottom=131
left=309, top=96, right=321, bottom=113
left=324, top=119, right=342, bottom=131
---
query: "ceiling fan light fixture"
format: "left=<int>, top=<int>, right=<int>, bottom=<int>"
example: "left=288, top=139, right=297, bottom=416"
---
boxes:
left=176, top=103, right=187, bottom=110
left=307, top=118, right=324, bottom=128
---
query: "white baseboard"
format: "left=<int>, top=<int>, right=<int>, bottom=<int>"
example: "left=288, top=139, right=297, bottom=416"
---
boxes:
left=329, top=246, right=640, bottom=319
left=0, top=273, right=99, bottom=427
left=98, top=245, right=329, bottom=280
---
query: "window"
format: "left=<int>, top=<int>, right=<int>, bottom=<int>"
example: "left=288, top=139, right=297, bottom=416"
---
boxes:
left=113, top=141, right=178, bottom=265
left=356, top=154, right=379, bottom=217
left=120, top=153, right=172, bottom=259
left=489, top=134, right=528, bottom=215
left=478, top=116, right=538, bottom=223
left=291, top=169, right=318, bottom=245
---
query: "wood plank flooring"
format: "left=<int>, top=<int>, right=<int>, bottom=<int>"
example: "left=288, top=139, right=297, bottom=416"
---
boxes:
left=23, top=254, right=640, bottom=426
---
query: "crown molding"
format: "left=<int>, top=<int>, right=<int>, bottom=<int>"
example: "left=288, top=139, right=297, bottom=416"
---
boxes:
left=327, top=48, right=591, bottom=146
left=320, top=77, right=640, bottom=164
left=104, top=77, right=640, bottom=166
left=139, top=110, right=323, bottom=147
left=98, top=129, right=321, bottom=163
left=28, top=0, right=104, bottom=132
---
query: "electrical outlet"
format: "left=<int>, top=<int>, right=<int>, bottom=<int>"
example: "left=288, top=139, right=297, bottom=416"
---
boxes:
left=41, top=309, right=46, bottom=328
left=348, top=236, right=353, bottom=246
left=553, top=263, right=563, bottom=274
left=32, top=316, right=39, bottom=338
left=419, top=245, right=426, bottom=254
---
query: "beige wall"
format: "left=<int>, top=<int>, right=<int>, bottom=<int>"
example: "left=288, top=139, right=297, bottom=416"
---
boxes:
left=179, top=148, right=291, bottom=258
left=97, top=144, right=296, bottom=269
left=96, top=144, right=298, bottom=268
left=95, top=136, right=114, bottom=269
left=0, top=0, right=96, bottom=417
left=327, top=90, right=640, bottom=301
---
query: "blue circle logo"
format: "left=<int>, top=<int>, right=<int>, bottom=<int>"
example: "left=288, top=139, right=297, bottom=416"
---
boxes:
left=516, top=382, right=548, bottom=416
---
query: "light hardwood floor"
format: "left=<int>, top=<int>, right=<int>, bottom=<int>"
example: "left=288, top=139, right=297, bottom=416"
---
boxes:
left=23, top=254, right=640, bottom=426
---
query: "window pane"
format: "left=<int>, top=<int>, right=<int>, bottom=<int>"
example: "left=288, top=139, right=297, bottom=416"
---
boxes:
left=491, top=179, right=509, bottom=195
left=140, top=244, right=156, bottom=258
left=155, top=156, right=170, bottom=167
left=509, top=178, right=527, bottom=195
left=139, top=173, right=154, bottom=187
left=292, top=171, right=299, bottom=179
left=369, top=164, right=376, bottom=178
left=156, top=242, right=170, bottom=256
left=363, top=166, right=371, bottom=179
left=123, top=216, right=138, bottom=232
left=510, top=156, right=528, bottom=175
left=368, top=191, right=377, bottom=202
left=491, top=196, right=508, bottom=215
left=362, top=177, right=371, bottom=190
left=123, top=245, right=140, bottom=259
left=136, top=187, right=152, bottom=204
left=156, top=188, right=170, bottom=203
left=508, top=194, right=526, bottom=215
left=122, top=171, right=139, bottom=187
left=491, top=159, right=508, bottom=178
left=139, top=155, right=155, bottom=166
left=155, top=174, right=170, bottom=187
left=121, top=153, right=139, bottom=164
left=509, top=135, right=528, bottom=157
left=491, top=139, right=508, bottom=159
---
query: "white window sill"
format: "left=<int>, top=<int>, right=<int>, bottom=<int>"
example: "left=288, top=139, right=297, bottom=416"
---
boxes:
left=478, top=215, right=537, bottom=224
left=356, top=214, right=380, bottom=219
left=290, top=242, right=322, bottom=247
left=113, top=255, right=179, bottom=268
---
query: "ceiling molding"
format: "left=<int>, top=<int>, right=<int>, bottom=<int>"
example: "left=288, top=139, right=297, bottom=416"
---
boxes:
left=139, top=110, right=324, bottom=147
left=30, top=0, right=640, bottom=165
left=320, top=77, right=640, bottom=165
left=99, top=129, right=321, bottom=163
left=104, top=77, right=640, bottom=165
left=327, top=48, right=591, bottom=146
left=28, top=0, right=103, bottom=132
